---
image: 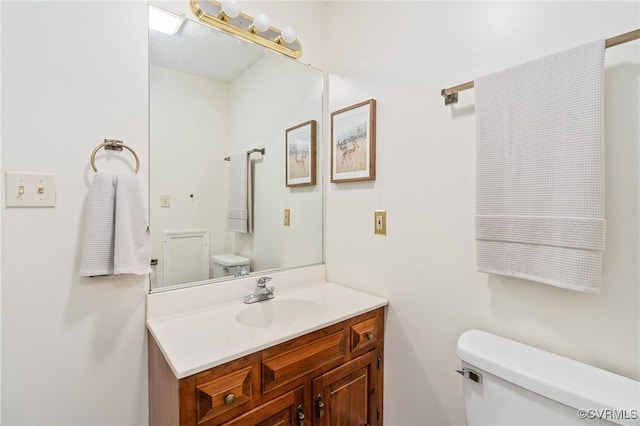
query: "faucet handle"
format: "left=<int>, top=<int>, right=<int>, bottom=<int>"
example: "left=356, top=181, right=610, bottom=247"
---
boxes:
left=257, top=276, right=272, bottom=287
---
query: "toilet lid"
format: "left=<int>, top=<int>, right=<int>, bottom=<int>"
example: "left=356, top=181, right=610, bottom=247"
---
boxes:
left=211, top=254, right=250, bottom=266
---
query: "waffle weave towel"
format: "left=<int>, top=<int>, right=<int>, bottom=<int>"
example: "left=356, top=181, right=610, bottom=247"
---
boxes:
left=475, top=39, right=606, bottom=292
left=227, top=153, right=253, bottom=233
left=80, top=172, right=151, bottom=277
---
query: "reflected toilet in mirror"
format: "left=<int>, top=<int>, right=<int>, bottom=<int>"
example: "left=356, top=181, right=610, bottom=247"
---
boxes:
left=211, top=254, right=251, bottom=279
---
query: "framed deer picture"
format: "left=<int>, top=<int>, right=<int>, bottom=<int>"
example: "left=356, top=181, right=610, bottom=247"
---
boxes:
left=286, top=120, right=316, bottom=187
left=331, top=99, right=376, bottom=183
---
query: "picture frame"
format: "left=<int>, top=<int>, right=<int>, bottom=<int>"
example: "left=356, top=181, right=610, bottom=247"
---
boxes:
left=331, top=99, right=376, bottom=183
left=285, top=120, right=317, bottom=187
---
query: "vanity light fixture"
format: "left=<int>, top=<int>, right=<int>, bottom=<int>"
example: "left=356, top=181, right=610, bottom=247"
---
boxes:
left=149, top=5, right=185, bottom=36
left=190, top=0, right=302, bottom=59
left=251, top=13, right=271, bottom=34
left=220, top=0, right=240, bottom=19
left=278, top=26, right=297, bottom=44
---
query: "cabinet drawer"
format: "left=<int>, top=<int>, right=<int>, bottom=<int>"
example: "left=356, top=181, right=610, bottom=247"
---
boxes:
left=262, top=331, right=345, bottom=393
left=220, top=386, right=304, bottom=426
left=195, top=366, right=253, bottom=423
left=350, top=317, right=378, bottom=353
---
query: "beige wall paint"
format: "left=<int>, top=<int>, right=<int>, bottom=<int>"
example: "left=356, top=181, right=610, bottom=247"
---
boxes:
left=323, top=2, right=639, bottom=425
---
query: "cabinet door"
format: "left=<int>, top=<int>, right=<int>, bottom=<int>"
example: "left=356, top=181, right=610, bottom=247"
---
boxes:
left=221, top=386, right=305, bottom=426
left=312, top=351, right=380, bottom=426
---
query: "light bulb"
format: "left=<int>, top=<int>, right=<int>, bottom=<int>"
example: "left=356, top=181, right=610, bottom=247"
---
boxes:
left=221, top=0, right=241, bottom=19
left=253, top=13, right=270, bottom=32
left=281, top=26, right=297, bottom=44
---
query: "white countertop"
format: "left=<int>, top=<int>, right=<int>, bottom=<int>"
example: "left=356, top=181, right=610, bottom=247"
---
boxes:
left=147, top=280, right=388, bottom=379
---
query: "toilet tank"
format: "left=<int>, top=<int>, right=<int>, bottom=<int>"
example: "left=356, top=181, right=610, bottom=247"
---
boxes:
left=210, top=254, right=251, bottom=278
left=457, top=330, right=639, bottom=426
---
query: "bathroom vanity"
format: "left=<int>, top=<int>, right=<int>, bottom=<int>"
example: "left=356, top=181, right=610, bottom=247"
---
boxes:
left=146, top=269, right=388, bottom=425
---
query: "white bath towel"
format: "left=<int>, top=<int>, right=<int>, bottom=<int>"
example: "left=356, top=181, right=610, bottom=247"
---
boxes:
left=474, top=39, right=606, bottom=292
left=227, top=153, right=253, bottom=233
left=80, top=172, right=151, bottom=277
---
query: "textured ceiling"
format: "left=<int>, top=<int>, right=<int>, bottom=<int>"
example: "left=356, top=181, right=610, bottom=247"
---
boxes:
left=148, top=18, right=265, bottom=83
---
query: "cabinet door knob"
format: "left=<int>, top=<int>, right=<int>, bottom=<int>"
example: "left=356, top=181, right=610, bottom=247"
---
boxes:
left=224, top=393, right=236, bottom=405
left=366, top=332, right=374, bottom=341
left=297, top=405, right=305, bottom=426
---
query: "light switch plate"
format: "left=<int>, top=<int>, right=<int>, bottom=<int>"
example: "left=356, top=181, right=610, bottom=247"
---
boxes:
left=284, top=208, right=291, bottom=226
left=5, top=171, right=56, bottom=207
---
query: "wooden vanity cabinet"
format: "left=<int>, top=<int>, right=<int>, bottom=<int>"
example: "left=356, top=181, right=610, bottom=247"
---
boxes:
left=312, top=350, right=381, bottom=426
left=148, top=307, right=385, bottom=426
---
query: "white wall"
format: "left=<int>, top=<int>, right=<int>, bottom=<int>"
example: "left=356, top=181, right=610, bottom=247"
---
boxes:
left=149, top=51, right=323, bottom=286
left=1, top=1, right=149, bottom=424
left=0, top=1, right=327, bottom=424
left=149, top=65, right=230, bottom=287
left=229, top=54, right=323, bottom=272
left=1, top=1, right=637, bottom=425
left=323, top=2, right=639, bottom=425
left=0, top=1, right=3, bottom=419
left=0, top=1, right=3, bottom=418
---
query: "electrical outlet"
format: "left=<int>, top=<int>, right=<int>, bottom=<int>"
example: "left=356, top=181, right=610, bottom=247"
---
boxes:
left=374, top=210, right=387, bottom=235
left=284, top=208, right=290, bottom=226
left=160, top=194, right=170, bottom=208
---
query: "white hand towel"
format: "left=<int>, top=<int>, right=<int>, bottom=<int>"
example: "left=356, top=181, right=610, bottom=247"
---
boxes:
left=227, top=153, right=253, bottom=233
left=80, top=172, right=151, bottom=277
left=113, top=172, right=152, bottom=275
left=475, top=39, right=606, bottom=292
left=80, top=172, right=116, bottom=277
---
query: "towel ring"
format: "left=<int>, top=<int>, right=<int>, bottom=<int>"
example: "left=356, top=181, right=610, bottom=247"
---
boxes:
left=90, top=139, right=140, bottom=174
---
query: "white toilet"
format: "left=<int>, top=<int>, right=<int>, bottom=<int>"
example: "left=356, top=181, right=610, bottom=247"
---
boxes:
left=457, top=330, right=639, bottom=426
left=210, top=254, right=251, bottom=278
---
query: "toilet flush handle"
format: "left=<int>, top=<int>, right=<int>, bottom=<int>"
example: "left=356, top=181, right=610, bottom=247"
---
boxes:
left=456, top=367, right=483, bottom=384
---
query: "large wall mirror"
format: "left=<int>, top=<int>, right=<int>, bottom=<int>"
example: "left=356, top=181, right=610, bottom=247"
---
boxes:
left=149, top=5, right=323, bottom=292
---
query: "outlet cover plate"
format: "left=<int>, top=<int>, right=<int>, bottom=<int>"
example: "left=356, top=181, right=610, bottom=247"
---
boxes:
left=374, top=210, right=387, bottom=235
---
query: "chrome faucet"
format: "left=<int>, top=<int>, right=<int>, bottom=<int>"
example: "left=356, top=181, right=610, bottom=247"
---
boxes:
left=243, top=277, right=274, bottom=304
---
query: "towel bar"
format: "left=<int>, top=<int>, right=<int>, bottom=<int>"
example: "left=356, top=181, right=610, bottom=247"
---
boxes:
left=224, top=148, right=266, bottom=161
left=441, top=28, right=640, bottom=105
left=90, top=139, right=140, bottom=174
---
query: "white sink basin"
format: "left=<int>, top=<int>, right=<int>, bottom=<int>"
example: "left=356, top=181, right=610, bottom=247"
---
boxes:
left=235, top=298, right=321, bottom=328
left=147, top=280, right=388, bottom=378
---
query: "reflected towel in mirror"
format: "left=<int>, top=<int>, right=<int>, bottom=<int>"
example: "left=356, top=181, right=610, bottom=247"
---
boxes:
left=227, top=153, right=253, bottom=233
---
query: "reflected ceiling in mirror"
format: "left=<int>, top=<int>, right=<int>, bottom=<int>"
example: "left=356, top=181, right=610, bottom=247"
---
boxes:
left=148, top=7, right=323, bottom=292
left=149, top=15, right=264, bottom=82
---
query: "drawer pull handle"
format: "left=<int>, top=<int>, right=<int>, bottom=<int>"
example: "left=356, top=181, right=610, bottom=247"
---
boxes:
left=297, top=405, right=305, bottom=426
left=224, top=393, right=236, bottom=405
left=316, top=394, right=324, bottom=422
left=366, top=332, right=374, bottom=341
